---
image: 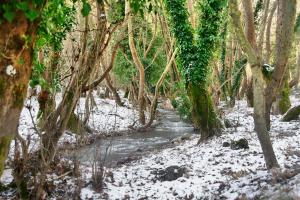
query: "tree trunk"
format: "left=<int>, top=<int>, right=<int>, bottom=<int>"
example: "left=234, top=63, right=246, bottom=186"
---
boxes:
left=252, top=66, right=279, bottom=169
left=188, top=83, right=222, bottom=140
left=126, top=0, right=146, bottom=125
left=0, top=13, right=36, bottom=138
left=0, top=136, right=12, bottom=175
left=38, top=52, right=59, bottom=129
left=265, top=1, right=277, bottom=63
left=274, top=77, right=291, bottom=114
left=265, top=0, right=296, bottom=126
left=143, top=49, right=178, bottom=128
left=0, top=12, right=38, bottom=176
left=229, top=0, right=279, bottom=169
left=289, top=45, right=300, bottom=88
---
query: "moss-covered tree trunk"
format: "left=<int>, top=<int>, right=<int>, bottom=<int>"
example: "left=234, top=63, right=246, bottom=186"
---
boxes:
left=0, top=11, right=38, bottom=176
left=0, top=13, right=36, bottom=138
left=187, top=83, right=221, bottom=139
left=265, top=0, right=296, bottom=127
left=274, top=77, right=291, bottom=115
left=0, top=136, right=12, bottom=175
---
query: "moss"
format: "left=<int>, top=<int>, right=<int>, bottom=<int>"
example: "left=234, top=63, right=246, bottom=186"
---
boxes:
left=0, top=136, right=13, bottom=176
left=13, top=83, right=26, bottom=108
left=67, top=113, right=85, bottom=134
left=19, top=180, right=29, bottom=199
left=278, top=79, right=291, bottom=114
left=0, top=77, right=6, bottom=97
left=187, top=83, right=222, bottom=140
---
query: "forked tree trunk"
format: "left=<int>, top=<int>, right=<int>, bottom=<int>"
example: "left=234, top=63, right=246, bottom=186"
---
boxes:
left=143, top=49, right=178, bottom=128
left=105, top=75, right=123, bottom=106
left=229, top=0, right=279, bottom=169
left=126, top=0, right=146, bottom=125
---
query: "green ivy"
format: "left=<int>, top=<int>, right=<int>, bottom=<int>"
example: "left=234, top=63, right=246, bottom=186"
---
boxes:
left=0, top=0, right=90, bottom=23
left=295, top=13, right=300, bottom=33
left=113, top=14, right=167, bottom=90
left=30, top=0, right=76, bottom=91
left=164, top=0, right=227, bottom=85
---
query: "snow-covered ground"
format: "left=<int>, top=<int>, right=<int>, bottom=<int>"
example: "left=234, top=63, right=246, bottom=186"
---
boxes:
left=78, top=96, right=300, bottom=199
left=12, top=90, right=140, bottom=155
left=1, top=90, right=300, bottom=200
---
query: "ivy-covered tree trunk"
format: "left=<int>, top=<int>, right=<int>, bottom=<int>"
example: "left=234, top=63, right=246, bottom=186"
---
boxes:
left=164, top=0, right=224, bottom=139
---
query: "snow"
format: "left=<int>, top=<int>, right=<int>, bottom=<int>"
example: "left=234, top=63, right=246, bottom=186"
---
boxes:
left=7, top=90, right=139, bottom=157
left=77, top=95, right=300, bottom=199
left=0, top=169, right=13, bottom=185
left=1, top=89, right=300, bottom=199
left=77, top=92, right=140, bottom=133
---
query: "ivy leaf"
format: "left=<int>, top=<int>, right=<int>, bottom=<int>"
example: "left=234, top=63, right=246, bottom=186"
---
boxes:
left=35, top=37, right=47, bottom=48
left=3, top=4, right=15, bottom=22
left=81, top=2, right=91, bottom=17
left=25, top=9, right=39, bottom=21
left=33, top=0, right=44, bottom=6
left=16, top=2, right=29, bottom=11
left=4, top=10, right=15, bottom=22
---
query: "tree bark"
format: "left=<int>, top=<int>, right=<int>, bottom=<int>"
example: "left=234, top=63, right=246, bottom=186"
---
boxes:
left=252, top=66, right=279, bottom=169
left=265, top=1, right=277, bottom=63
left=126, top=0, right=146, bottom=125
left=265, top=0, right=297, bottom=127
left=0, top=11, right=38, bottom=176
left=289, top=45, right=300, bottom=88
left=0, top=13, right=37, bottom=137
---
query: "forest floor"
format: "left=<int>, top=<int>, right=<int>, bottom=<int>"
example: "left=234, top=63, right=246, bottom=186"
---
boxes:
left=1, top=90, right=300, bottom=199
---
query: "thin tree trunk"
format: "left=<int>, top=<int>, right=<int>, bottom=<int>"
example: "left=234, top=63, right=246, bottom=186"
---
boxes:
left=257, top=0, right=270, bottom=53
left=289, top=45, right=300, bottom=88
left=105, top=74, right=123, bottom=106
left=126, top=0, right=146, bottom=124
left=252, top=66, right=279, bottom=169
left=265, top=1, right=277, bottom=63
left=143, top=48, right=178, bottom=128
left=265, top=0, right=297, bottom=128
